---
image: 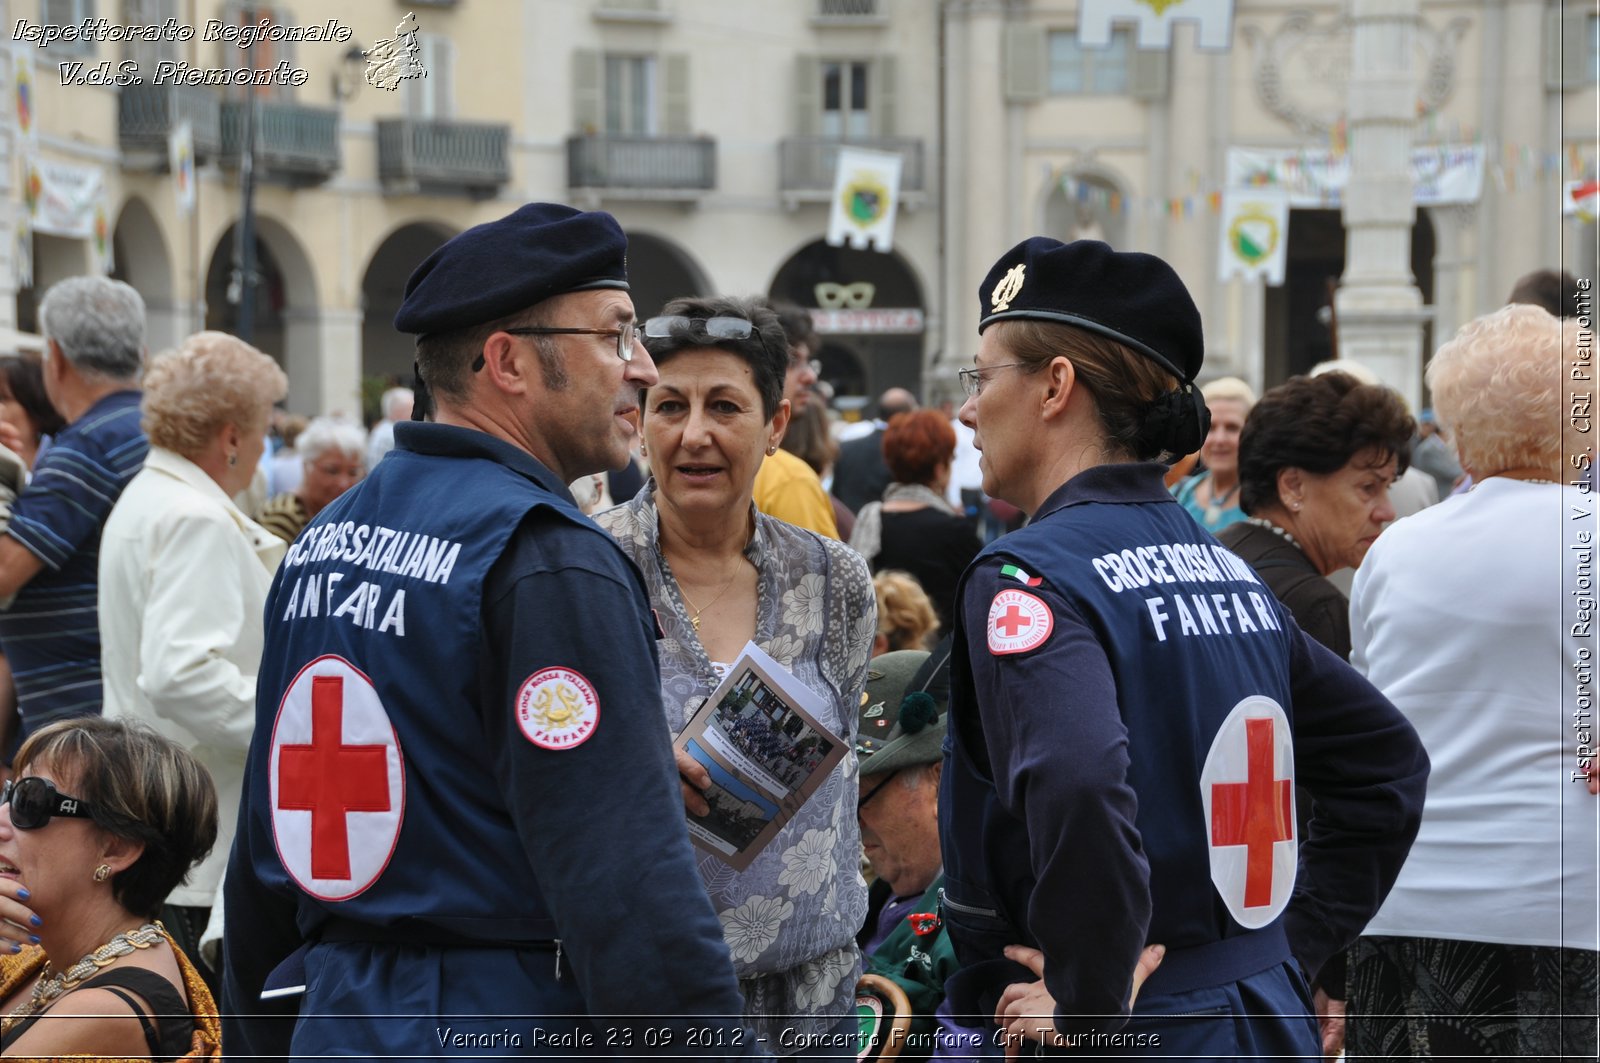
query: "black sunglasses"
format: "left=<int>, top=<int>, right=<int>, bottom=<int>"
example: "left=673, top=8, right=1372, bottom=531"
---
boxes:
left=2, top=777, right=96, bottom=830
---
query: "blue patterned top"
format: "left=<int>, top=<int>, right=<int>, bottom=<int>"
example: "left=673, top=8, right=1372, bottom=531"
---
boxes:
left=596, top=483, right=875, bottom=1044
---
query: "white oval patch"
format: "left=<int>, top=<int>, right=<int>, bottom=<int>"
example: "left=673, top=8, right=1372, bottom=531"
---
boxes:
left=987, top=589, right=1054, bottom=655
left=270, top=655, right=405, bottom=902
left=516, top=668, right=601, bottom=751
left=1199, top=695, right=1297, bottom=929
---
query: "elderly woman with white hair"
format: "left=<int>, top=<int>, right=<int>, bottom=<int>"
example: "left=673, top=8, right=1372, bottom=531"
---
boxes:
left=1345, top=304, right=1598, bottom=1059
left=96, top=331, right=288, bottom=990
left=258, top=416, right=366, bottom=544
left=1170, top=376, right=1256, bottom=531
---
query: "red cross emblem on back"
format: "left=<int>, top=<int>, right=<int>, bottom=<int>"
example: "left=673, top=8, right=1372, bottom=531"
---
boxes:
left=270, top=655, right=405, bottom=902
left=1200, top=696, right=1297, bottom=928
left=277, top=676, right=392, bottom=881
left=1210, top=717, right=1293, bottom=908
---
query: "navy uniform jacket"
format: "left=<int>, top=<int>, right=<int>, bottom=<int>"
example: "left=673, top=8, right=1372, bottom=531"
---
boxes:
left=939, top=464, right=1427, bottom=1050
left=223, top=423, right=757, bottom=1060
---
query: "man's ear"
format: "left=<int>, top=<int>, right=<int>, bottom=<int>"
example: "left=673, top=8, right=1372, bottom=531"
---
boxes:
left=479, top=332, right=530, bottom=396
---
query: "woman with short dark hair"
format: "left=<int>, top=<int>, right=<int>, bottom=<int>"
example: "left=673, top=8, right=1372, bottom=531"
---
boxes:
left=0, top=716, right=220, bottom=1058
left=596, top=295, right=875, bottom=1051
left=848, top=409, right=981, bottom=635
left=0, top=354, right=65, bottom=471
left=1217, top=371, right=1415, bottom=659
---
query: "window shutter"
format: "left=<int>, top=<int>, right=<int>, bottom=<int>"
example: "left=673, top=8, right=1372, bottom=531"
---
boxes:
left=662, top=52, right=689, bottom=135
left=1546, top=7, right=1588, bottom=90
left=572, top=48, right=603, bottom=133
left=1128, top=46, right=1168, bottom=99
left=794, top=55, right=820, bottom=136
left=871, top=55, right=896, bottom=136
left=1003, top=23, right=1046, bottom=103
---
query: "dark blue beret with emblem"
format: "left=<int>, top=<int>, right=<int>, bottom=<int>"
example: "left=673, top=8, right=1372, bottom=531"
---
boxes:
left=978, top=237, right=1204, bottom=384
left=394, top=203, right=630, bottom=336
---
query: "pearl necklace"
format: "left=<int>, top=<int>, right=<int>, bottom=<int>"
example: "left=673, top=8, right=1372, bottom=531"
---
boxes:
left=1245, top=517, right=1303, bottom=552
left=1, top=922, right=164, bottom=1034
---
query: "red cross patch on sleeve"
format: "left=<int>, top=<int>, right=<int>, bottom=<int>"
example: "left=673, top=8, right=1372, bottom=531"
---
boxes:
left=987, top=588, right=1054, bottom=655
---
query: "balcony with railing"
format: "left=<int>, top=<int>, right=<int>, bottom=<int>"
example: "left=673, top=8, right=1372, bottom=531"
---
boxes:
left=377, top=119, right=510, bottom=198
left=118, top=84, right=222, bottom=168
left=566, top=134, right=716, bottom=201
left=219, top=100, right=340, bottom=185
left=778, top=137, right=925, bottom=207
left=812, top=0, right=887, bottom=26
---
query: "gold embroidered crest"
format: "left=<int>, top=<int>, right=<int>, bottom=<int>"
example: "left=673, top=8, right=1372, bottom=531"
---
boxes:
left=991, top=264, right=1026, bottom=313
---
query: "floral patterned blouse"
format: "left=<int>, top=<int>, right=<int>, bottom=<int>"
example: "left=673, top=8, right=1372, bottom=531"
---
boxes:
left=596, top=483, right=876, bottom=1044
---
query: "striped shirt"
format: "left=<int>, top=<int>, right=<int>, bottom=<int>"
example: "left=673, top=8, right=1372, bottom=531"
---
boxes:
left=0, top=390, right=147, bottom=734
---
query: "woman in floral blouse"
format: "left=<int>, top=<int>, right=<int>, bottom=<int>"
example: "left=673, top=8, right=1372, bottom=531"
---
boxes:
left=596, top=295, right=875, bottom=1052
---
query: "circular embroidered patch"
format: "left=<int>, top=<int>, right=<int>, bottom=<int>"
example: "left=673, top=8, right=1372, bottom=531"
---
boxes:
left=987, top=588, right=1054, bottom=655
left=516, top=668, right=601, bottom=750
left=269, top=654, right=405, bottom=902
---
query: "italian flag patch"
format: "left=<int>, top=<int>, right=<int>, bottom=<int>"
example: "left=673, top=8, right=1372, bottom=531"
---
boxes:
left=1000, top=564, right=1043, bottom=587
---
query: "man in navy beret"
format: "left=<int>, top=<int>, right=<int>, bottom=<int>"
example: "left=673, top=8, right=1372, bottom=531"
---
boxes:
left=224, top=203, right=761, bottom=1058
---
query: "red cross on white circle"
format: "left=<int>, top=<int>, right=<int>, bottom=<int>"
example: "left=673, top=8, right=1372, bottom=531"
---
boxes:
left=270, top=655, right=405, bottom=902
left=1200, top=696, right=1297, bottom=929
left=987, top=589, right=1053, bottom=655
left=995, top=605, right=1032, bottom=638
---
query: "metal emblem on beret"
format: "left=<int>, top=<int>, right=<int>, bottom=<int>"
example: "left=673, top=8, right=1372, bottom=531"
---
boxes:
left=991, top=264, right=1026, bottom=313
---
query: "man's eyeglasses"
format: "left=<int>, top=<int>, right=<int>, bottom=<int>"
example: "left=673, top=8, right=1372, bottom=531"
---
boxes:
left=642, top=316, right=762, bottom=342
left=957, top=362, right=1030, bottom=398
left=2, top=777, right=95, bottom=830
left=789, top=355, right=822, bottom=378
left=474, top=320, right=641, bottom=371
left=857, top=770, right=900, bottom=815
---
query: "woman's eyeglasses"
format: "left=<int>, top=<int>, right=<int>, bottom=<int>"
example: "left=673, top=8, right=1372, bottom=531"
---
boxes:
left=642, top=316, right=761, bottom=342
left=957, top=362, right=1029, bottom=398
left=1, top=777, right=96, bottom=830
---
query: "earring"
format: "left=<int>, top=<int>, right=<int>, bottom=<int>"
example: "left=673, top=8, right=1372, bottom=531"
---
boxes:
left=639, top=441, right=648, bottom=458
left=1292, top=501, right=1302, bottom=511
left=766, top=445, right=778, bottom=456
left=93, top=863, right=111, bottom=883
left=227, top=452, right=238, bottom=467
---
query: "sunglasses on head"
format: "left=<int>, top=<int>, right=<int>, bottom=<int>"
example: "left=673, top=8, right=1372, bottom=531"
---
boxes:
left=1, top=777, right=95, bottom=830
left=642, top=316, right=761, bottom=341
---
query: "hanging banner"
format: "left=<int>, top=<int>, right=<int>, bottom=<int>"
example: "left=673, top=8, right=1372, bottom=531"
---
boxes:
left=14, top=207, right=31, bottom=290
left=28, top=158, right=106, bottom=240
left=14, top=48, right=35, bottom=147
left=1218, top=189, right=1289, bottom=285
left=93, top=196, right=112, bottom=274
left=169, top=120, right=195, bottom=217
left=1078, top=0, right=1235, bottom=50
left=1226, top=144, right=1485, bottom=206
left=826, top=147, right=903, bottom=253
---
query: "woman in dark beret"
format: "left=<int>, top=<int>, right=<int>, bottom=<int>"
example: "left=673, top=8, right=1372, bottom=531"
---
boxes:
left=1216, top=371, right=1414, bottom=660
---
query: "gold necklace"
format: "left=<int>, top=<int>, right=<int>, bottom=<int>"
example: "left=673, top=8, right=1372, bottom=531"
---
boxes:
left=678, top=565, right=742, bottom=632
left=2, top=921, right=164, bottom=1034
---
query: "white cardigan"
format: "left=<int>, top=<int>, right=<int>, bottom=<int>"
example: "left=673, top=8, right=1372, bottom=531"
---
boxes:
left=98, top=446, right=285, bottom=908
left=1351, top=478, right=1597, bottom=951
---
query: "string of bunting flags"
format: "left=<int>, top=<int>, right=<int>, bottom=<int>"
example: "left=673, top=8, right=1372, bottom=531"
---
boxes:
left=1053, top=132, right=1596, bottom=222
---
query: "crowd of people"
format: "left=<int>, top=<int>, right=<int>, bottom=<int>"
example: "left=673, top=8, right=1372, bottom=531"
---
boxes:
left=0, top=203, right=1587, bottom=1062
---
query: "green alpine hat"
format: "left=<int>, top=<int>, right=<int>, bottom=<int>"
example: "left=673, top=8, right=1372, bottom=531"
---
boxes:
left=856, top=646, right=951, bottom=778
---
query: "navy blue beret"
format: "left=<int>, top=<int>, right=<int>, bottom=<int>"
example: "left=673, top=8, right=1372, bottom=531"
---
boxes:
left=978, top=238, right=1204, bottom=383
left=394, top=203, right=630, bottom=336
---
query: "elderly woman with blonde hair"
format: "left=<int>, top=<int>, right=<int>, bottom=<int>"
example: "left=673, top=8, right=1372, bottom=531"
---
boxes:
left=1171, top=376, right=1256, bottom=531
left=97, top=331, right=287, bottom=990
left=1345, top=304, right=1597, bottom=1059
